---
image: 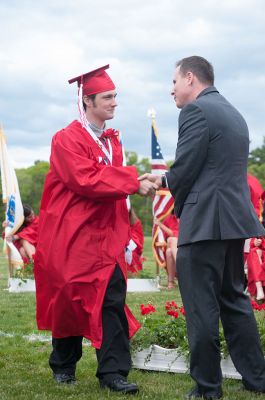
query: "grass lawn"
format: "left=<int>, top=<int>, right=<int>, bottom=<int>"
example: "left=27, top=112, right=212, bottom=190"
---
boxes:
left=0, top=237, right=262, bottom=399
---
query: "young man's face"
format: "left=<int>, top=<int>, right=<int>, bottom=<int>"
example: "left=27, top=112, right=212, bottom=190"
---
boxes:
left=171, top=66, right=192, bottom=109
left=85, top=90, right=117, bottom=124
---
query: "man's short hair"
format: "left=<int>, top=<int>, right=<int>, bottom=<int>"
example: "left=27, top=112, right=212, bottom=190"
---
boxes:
left=83, top=94, right=97, bottom=111
left=176, top=56, right=214, bottom=86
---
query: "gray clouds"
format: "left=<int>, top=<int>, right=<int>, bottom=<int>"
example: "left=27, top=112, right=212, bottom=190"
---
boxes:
left=1, top=0, right=265, bottom=166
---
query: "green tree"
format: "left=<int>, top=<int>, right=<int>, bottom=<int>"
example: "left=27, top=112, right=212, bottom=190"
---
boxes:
left=249, top=137, right=265, bottom=167
left=16, top=160, right=50, bottom=213
left=126, top=151, right=153, bottom=235
left=248, top=138, right=265, bottom=187
left=0, top=161, right=49, bottom=221
left=248, top=164, right=265, bottom=188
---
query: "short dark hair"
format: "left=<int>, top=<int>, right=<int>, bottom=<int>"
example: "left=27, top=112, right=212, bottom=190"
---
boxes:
left=176, top=56, right=214, bottom=85
left=83, top=94, right=97, bottom=111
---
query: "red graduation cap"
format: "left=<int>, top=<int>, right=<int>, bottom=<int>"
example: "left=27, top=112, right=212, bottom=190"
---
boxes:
left=68, top=64, right=115, bottom=96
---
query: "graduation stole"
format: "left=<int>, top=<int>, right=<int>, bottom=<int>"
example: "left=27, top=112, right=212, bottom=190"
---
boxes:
left=83, top=122, right=114, bottom=164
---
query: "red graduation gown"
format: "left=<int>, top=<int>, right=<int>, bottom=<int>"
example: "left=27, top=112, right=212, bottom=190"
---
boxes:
left=17, top=216, right=39, bottom=247
left=247, top=238, right=265, bottom=296
left=247, top=174, right=264, bottom=219
left=162, top=214, right=179, bottom=240
left=34, top=120, right=141, bottom=348
left=127, top=219, right=144, bottom=273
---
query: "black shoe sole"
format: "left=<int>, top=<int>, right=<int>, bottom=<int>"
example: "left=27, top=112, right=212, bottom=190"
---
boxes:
left=100, top=383, right=139, bottom=394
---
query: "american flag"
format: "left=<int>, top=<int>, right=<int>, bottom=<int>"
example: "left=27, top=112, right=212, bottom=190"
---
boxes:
left=151, top=118, right=174, bottom=267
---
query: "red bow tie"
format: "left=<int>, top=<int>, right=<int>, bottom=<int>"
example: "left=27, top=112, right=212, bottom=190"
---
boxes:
left=100, top=128, right=119, bottom=139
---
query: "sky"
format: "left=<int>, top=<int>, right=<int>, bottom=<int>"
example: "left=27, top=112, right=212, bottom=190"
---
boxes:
left=1, top=0, right=265, bottom=168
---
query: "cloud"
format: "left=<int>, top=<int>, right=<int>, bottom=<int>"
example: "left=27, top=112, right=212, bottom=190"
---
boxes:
left=0, top=0, right=265, bottom=166
left=8, top=145, right=51, bottom=169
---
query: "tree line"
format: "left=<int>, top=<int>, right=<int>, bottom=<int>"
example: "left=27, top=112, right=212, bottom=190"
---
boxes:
left=0, top=142, right=265, bottom=235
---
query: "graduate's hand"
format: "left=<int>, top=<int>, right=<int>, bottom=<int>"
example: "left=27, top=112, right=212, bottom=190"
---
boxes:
left=5, top=234, right=13, bottom=241
left=138, top=173, right=162, bottom=188
left=137, top=178, right=158, bottom=197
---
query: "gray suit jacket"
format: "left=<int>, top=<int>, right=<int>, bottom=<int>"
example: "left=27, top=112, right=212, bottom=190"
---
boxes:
left=166, top=86, right=265, bottom=246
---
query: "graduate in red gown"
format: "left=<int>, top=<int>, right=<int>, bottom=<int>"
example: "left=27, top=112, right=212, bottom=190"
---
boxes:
left=248, top=174, right=263, bottom=218
left=16, top=205, right=38, bottom=261
left=247, top=238, right=265, bottom=300
left=126, top=208, right=144, bottom=274
left=34, top=65, right=157, bottom=393
left=4, top=204, right=38, bottom=262
left=246, top=175, right=265, bottom=300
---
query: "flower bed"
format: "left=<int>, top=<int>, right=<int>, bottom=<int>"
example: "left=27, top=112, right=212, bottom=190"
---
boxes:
left=131, top=299, right=265, bottom=378
left=132, top=344, right=241, bottom=379
left=131, top=300, right=189, bottom=356
left=9, top=259, right=35, bottom=293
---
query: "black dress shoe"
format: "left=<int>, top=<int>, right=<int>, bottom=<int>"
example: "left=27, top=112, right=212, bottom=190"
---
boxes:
left=242, top=381, right=265, bottom=394
left=100, top=378, right=139, bottom=394
left=53, top=373, right=76, bottom=384
left=185, top=386, right=222, bottom=399
left=185, top=386, right=202, bottom=399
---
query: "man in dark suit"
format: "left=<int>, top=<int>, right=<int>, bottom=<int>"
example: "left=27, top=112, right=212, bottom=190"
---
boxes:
left=140, top=56, right=265, bottom=399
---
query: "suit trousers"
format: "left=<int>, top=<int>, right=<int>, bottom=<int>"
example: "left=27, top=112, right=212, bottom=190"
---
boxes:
left=177, top=239, right=265, bottom=395
left=49, top=265, right=131, bottom=382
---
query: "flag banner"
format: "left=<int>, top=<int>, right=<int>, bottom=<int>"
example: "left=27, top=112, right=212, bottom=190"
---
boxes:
left=151, top=118, right=174, bottom=267
left=0, top=127, right=24, bottom=269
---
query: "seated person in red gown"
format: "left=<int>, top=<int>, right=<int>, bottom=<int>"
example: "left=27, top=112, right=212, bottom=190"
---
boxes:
left=247, top=237, right=265, bottom=301
left=126, top=208, right=144, bottom=274
left=155, top=211, right=179, bottom=289
left=8, top=204, right=38, bottom=262
left=245, top=176, right=265, bottom=300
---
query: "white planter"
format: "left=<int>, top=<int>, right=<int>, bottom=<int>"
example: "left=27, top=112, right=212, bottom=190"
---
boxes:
left=132, top=345, right=188, bottom=373
left=132, top=345, right=241, bottom=379
left=220, top=356, right=241, bottom=379
left=127, top=279, right=160, bottom=292
left=8, top=278, right=36, bottom=293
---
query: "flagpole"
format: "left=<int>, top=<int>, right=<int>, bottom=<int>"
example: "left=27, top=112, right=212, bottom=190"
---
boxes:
left=147, top=108, right=156, bottom=120
left=147, top=108, right=161, bottom=287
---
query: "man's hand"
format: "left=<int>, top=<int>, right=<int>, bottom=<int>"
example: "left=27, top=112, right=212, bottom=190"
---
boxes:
left=138, top=173, right=162, bottom=188
left=137, top=178, right=158, bottom=197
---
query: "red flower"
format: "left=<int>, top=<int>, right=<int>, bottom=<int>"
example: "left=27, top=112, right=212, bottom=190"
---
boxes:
left=179, top=307, right=185, bottom=316
left=167, top=310, right=179, bottom=318
left=251, top=299, right=262, bottom=311
left=140, top=303, right=156, bottom=315
left=165, top=300, right=178, bottom=311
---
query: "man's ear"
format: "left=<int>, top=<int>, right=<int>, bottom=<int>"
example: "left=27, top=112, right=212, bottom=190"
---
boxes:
left=83, top=96, right=92, bottom=108
left=186, top=71, right=194, bottom=86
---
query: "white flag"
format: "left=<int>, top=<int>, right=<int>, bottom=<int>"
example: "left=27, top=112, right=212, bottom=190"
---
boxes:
left=0, top=127, right=24, bottom=269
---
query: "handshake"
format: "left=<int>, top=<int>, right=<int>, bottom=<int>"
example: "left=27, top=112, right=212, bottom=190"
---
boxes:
left=137, top=173, right=163, bottom=197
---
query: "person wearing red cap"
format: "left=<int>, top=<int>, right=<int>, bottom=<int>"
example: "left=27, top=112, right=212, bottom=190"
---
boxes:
left=34, top=65, right=157, bottom=394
